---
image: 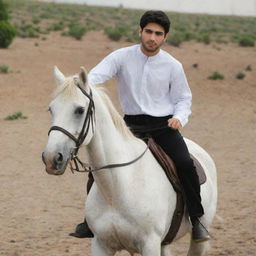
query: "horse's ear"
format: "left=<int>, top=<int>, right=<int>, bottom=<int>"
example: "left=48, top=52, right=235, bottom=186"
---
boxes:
left=54, top=66, right=65, bottom=87
left=78, top=66, right=88, bottom=88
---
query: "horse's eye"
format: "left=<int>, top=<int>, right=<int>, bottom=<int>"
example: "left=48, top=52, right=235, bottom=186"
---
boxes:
left=48, top=107, right=52, bottom=114
left=75, top=107, right=85, bottom=115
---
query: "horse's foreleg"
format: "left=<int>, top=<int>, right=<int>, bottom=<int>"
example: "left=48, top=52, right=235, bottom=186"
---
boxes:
left=141, top=235, right=161, bottom=256
left=161, top=244, right=173, bottom=256
left=91, top=237, right=115, bottom=256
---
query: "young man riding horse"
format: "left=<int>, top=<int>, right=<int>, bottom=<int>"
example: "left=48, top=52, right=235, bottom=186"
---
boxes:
left=70, top=10, right=210, bottom=242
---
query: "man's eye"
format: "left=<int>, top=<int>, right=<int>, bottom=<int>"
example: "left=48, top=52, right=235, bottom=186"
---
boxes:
left=75, top=107, right=85, bottom=115
left=156, top=32, right=164, bottom=36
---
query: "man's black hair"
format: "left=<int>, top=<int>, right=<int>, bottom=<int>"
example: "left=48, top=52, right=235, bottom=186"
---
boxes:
left=140, top=10, right=171, bottom=34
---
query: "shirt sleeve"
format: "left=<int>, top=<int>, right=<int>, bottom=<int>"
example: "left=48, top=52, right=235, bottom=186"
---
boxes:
left=170, top=64, right=192, bottom=127
left=88, top=50, right=120, bottom=85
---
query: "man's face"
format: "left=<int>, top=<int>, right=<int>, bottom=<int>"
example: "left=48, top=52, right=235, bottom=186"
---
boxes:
left=140, top=22, right=167, bottom=56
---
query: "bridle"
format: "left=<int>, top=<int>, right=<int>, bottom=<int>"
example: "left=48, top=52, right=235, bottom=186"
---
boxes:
left=48, top=82, right=148, bottom=173
left=48, top=82, right=96, bottom=173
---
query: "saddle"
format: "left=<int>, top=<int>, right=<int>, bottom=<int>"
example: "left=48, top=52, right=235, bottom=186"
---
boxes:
left=147, top=138, right=206, bottom=245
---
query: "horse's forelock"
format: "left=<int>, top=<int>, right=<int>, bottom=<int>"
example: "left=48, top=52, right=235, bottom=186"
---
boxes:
left=52, top=76, right=79, bottom=100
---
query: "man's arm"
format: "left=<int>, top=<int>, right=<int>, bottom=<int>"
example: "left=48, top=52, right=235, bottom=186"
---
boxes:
left=169, top=63, right=192, bottom=128
left=88, top=51, right=120, bottom=85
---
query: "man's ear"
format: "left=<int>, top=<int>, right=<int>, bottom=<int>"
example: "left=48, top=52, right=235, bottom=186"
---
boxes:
left=139, top=28, right=142, bottom=38
left=164, top=32, right=168, bottom=42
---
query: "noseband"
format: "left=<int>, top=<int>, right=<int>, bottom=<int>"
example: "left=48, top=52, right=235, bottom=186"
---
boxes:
left=47, top=82, right=148, bottom=173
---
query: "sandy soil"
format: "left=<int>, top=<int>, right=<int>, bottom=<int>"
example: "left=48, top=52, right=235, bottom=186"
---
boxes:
left=0, top=31, right=255, bottom=256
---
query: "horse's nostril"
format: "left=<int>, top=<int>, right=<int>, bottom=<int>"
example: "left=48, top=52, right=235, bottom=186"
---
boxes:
left=56, top=153, right=63, bottom=163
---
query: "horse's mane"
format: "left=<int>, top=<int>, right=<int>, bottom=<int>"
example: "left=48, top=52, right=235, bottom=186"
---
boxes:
left=52, top=77, right=134, bottom=139
left=93, top=85, right=134, bottom=139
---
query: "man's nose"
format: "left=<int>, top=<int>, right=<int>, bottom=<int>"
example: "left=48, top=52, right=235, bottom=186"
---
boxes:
left=149, top=33, right=156, bottom=41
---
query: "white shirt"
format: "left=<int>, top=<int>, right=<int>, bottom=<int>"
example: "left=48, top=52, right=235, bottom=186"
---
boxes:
left=88, top=44, right=192, bottom=127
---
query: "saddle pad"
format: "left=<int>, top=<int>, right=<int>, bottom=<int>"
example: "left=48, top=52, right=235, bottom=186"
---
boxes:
left=190, top=154, right=207, bottom=185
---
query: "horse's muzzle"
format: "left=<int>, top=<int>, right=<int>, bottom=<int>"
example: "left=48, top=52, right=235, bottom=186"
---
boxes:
left=42, top=151, right=68, bottom=175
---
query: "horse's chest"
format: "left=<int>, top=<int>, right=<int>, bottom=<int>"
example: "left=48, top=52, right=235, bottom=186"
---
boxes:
left=92, top=211, right=142, bottom=252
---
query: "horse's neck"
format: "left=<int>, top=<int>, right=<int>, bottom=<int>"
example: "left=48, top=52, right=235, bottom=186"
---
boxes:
left=86, top=91, right=142, bottom=203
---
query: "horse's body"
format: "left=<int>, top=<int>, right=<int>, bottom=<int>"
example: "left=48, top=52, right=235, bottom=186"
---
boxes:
left=43, top=67, right=217, bottom=256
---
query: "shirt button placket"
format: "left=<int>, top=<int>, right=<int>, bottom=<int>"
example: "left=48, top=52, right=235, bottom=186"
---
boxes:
left=141, top=58, right=149, bottom=112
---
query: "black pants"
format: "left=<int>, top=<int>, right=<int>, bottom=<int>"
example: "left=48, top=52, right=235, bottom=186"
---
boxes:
left=124, top=114, right=204, bottom=219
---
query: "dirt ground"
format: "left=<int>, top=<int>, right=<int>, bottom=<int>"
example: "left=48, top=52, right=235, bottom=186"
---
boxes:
left=0, top=31, right=255, bottom=256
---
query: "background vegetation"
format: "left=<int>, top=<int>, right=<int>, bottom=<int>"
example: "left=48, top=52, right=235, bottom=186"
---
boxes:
left=0, top=0, right=16, bottom=48
left=5, top=0, right=256, bottom=47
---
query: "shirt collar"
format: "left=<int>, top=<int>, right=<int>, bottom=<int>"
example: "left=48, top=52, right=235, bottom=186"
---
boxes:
left=137, top=44, right=162, bottom=61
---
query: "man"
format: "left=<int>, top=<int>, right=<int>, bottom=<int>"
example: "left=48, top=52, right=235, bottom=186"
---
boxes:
left=70, top=10, right=210, bottom=242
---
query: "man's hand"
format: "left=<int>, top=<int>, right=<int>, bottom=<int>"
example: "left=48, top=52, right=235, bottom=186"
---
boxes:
left=167, top=118, right=182, bottom=130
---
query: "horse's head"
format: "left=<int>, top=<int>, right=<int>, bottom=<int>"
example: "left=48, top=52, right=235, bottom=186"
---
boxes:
left=42, top=66, right=95, bottom=175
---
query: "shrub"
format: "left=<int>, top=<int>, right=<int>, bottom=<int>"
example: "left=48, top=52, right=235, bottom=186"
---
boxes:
left=236, top=72, right=246, bottom=80
left=167, top=32, right=184, bottom=47
left=104, top=26, right=127, bottom=41
left=0, top=21, right=16, bottom=48
left=49, top=21, right=64, bottom=31
left=245, top=65, right=252, bottom=71
left=4, top=111, right=27, bottom=120
left=208, top=71, right=224, bottom=80
left=239, top=35, right=255, bottom=47
left=68, top=24, right=86, bottom=40
left=0, top=64, right=8, bottom=73
left=32, top=17, right=40, bottom=25
left=197, top=33, right=211, bottom=44
left=126, top=31, right=139, bottom=43
left=0, top=0, right=8, bottom=21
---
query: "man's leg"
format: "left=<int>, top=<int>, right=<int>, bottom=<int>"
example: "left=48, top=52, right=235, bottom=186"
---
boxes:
left=69, top=172, right=94, bottom=238
left=153, top=128, right=210, bottom=242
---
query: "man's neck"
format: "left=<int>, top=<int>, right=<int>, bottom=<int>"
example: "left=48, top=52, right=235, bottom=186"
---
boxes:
left=140, top=45, right=160, bottom=57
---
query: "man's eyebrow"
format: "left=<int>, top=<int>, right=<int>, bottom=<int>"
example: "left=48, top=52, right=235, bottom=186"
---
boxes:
left=145, top=28, right=164, bottom=34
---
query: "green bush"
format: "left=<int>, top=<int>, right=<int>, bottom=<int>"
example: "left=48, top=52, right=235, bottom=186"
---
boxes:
left=167, top=32, right=183, bottom=47
left=236, top=72, right=246, bottom=79
left=104, top=26, right=127, bottom=41
left=68, top=24, right=86, bottom=40
left=32, top=17, right=41, bottom=25
left=0, top=0, right=8, bottom=21
left=167, top=31, right=194, bottom=47
left=4, top=111, right=27, bottom=120
left=0, top=64, right=8, bottom=73
left=49, top=21, right=64, bottom=31
left=239, top=35, right=255, bottom=47
left=16, top=23, right=39, bottom=38
left=208, top=71, right=224, bottom=80
left=245, top=65, right=252, bottom=71
left=0, top=21, right=16, bottom=48
left=197, top=33, right=211, bottom=44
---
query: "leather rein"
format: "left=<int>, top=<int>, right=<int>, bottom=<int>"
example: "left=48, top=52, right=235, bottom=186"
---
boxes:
left=48, top=83, right=148, bottom=173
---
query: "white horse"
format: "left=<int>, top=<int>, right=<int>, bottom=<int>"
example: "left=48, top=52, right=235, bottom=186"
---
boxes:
left=42, top=66, right=217, bottom=256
